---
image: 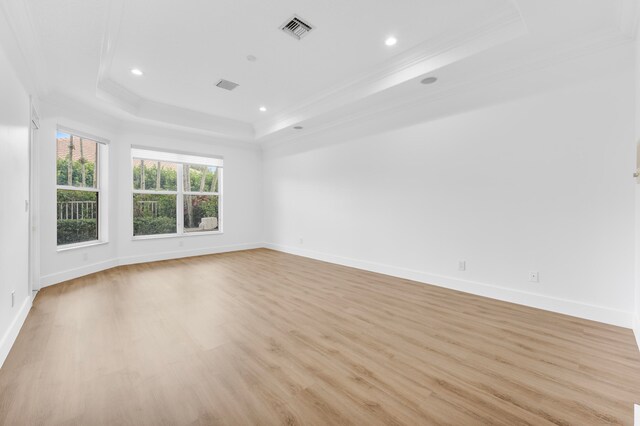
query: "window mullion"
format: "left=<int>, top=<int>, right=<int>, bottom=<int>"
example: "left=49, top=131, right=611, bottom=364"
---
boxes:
left=56, top=185, right=99, bottom=193
left=183, top=192, right=218, bottom=196
left=177, top=163, right=184, bottom=235
left=131, top=153, right=222, bottom=238
left=218, top=168, right=223, bottom=232
left=132, top=190, right=178, bottom=195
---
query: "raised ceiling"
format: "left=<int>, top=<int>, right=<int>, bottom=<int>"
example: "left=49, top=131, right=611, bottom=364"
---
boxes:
left=3, top=0, right=638, bottom=143
left=107, top=0, right=511, bottom=123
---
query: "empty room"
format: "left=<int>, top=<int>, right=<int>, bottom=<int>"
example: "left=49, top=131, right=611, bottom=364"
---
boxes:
left=2, top=0, right=640, bottom=424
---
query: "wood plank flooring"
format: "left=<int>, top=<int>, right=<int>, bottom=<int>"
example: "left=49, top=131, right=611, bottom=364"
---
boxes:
left=1, top=248, right=639, bottom=425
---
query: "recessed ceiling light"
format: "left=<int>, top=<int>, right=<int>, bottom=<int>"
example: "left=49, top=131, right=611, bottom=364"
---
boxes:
left=130, top=68, right=143, bottom=76
left=259, top=106, right=267, bottom=112
left=385, top=36, right=397, bottom=46
left=293, top=126, right=303, bottom=130
left=421, top=76, right=438, bottom=85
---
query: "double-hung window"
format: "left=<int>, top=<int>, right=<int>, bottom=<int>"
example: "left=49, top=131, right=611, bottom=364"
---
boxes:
left=56, top=128, right=108, bottom=248
left=131, top=148, right=223, bottom=238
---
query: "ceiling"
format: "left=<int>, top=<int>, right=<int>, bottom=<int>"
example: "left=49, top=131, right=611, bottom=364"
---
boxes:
left=1, top=0, right=637, bottom=143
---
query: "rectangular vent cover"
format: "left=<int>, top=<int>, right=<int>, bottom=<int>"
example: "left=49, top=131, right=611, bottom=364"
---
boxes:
left=216, top=79, right=239, bottom=91
left=280, top=15, right=313, bottom=40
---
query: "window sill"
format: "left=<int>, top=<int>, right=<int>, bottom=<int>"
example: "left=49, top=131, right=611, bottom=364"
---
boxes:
left=132, top=231, right=223, bottom=241
left=57, top=240, right=108, bottom=252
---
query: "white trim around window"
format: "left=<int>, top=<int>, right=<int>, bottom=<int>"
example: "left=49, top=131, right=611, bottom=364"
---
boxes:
left=56, top=127, right=109, bottom=250
left=131, top=148, right=223, bottom=240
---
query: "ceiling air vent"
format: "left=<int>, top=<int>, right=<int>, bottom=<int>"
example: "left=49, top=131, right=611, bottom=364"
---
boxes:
left=280, top=15, right=313, bottom=40
left=216, top=79, right=239, bottom=91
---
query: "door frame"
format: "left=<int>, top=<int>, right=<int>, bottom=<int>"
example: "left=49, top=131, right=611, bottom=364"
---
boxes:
left=28, top=99, right=40, bottom=296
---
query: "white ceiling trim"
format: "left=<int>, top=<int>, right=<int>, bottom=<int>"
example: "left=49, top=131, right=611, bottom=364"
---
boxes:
left=43, top=92, right=261, bottom=151
left=254, top=6, right=527, bottom=140
left=96, top=78, right=255, bottom=141
left=96, top=0, right=125, bottom=89
left=94, top=1, right=526, bottom=143
left=618, top=0, right=640, bottom=39
left=11, top=0, right=631, bottom=146
left=261, top=26, right=632, bottom=149
left=0, top=0, right=50, bottom=95
left=95, top=0, right=254, bottom=142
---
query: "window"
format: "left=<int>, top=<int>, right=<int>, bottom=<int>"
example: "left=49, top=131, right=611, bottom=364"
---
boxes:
left=56, top=129, right=107, bottom=247
left=131, top=148, right=222, bottom=238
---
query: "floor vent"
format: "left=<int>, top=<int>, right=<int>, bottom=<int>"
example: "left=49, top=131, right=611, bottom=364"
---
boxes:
left=216, top=79, right=239, bottom=91
left=280, top=15, right=313, bottom=40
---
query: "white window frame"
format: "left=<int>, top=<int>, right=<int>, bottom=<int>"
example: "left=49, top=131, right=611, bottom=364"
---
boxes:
left=56, top=126, right=109, bottom=251
left=131, top=147, right=223, bottom=240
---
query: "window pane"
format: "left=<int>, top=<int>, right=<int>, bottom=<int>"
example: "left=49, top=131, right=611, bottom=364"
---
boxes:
left=133, top=193, right=177, bottom=236
left=186, top=164, right=219, bottom=193
left=184, top=195, right=219, bottom=233
left=56, top=132, right=98, bottom=188
left=132, top=159, right=178, bottom=191
left=57, top=189, right=98, bottom=245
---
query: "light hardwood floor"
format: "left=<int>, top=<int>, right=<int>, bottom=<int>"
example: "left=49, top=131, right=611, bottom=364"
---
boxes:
left=1, top=249, right=640, bottom=425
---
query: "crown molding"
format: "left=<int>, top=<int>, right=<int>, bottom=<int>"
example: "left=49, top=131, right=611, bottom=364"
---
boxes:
left=254, top=5, right=527, bottom=140
left=94, top=0, right=254, bottom=142
left=96, top=78, right=255, bottom=141
left=618, top=0, right=640, bottom=39
left=94, top=1, right=525, bottom=143
left=42, top=92, right=261, bottom=150
left=97, top=0, right=125, bottom=89
left=0, top=0, right=50, bottom=96
left=16, top=0, right=629, bottom=148
left=261, top=27, right=632, bottom=150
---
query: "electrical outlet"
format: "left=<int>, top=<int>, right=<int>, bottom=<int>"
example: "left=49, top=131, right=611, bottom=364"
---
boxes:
left=11, top=291, right=14, bottom=308
left=299, top=237, right=304, bottom=245
left=179, top=241, right=184, bottom=247
left=82, top=252, right=88, bottom=262
left=458, top=260, right=466, bottom=271
left=529, top=272, right=539, bottom=283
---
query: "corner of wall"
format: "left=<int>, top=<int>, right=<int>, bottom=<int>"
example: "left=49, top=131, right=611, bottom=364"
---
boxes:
left=0, top=295, right=32, bottom=368
left=39, top=258, right=119, bottom=288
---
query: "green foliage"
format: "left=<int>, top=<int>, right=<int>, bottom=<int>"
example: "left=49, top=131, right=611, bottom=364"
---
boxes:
left=57, top=189, right=97, bottom=203
left=187, top=166, right=218, bottom=192
left=132, top=163, right=218, bottom=192
left=132, top=194, right=176, bottom=217
left=133, top=217, right=177, bottom=236
left=57, top=219, right=97, bottom=245
left=132, top=194, right=177, bottom=236
left=131, top=163, right=219, bottom=232
left=133, top=163, right=177, bottom=191
left=56, top=159, right=96, bottom=187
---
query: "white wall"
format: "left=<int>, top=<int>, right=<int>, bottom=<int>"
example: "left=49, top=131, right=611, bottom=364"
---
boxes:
left=0, top=41, right=31, bottom=366
left=38, top=103, right=263, bottom=287
left=114, top=127, right=263, bottom=265
left=38, top=102, right=120, bottom=286
left=263, top=66, right=637, bottom=327
left=635, top=30, right=640, bottom=348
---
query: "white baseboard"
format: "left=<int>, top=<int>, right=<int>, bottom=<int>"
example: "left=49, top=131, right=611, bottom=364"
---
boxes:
left=0, top=295, right=32, bottom=368
left=39, top=242, right=263, bottom=288
left=40, top=259, right=119, bottom=288
left=117, top=242, right=264, bottom=266
left=36, top=241, right=637, bottom=330
left=265, top=243, right=634, bottom=329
